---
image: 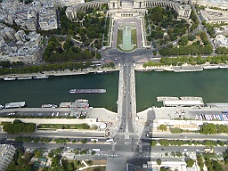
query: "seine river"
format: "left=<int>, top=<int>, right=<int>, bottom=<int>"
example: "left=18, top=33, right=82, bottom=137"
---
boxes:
left=1, top=69, right=228, bottom=112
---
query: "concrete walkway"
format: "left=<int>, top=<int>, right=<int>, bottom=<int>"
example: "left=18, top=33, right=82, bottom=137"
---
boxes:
left=77, top=164, right=106, bottom=171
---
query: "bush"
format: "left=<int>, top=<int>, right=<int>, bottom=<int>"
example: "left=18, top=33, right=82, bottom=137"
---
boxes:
left=170, top=127, right=182, bottom=134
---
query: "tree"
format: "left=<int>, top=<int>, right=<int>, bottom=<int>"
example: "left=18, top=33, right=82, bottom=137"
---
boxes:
left=151, top=140, right=157, bottom=146
left=199, top=123, right=217, bottom=134
left=188, top=34, right=196, bottom=41
left=170, top=127, right=182, bottom=134
left=81, top=139, right=87, bottom=144
left=156, top=158, right=162, bottom=165
left=157, top=124, right=167, bottom=131
left=91, top=151, right=96, bottom=155
left=160, top=167, right=168, bottom=171
left=67, top=163, right=74, bottom=171
left=150, top=7, right=163, bottom=24
left=186, top=158, right=195, bottom=167
left=180, top=36, right=188, bottom=46
left=153, top=50, right=157, bottom=56
left=34, top=150, right=42, bottom=158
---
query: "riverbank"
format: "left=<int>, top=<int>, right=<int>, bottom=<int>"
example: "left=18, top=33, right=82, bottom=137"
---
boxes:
left=1, top=62, right=228, bottom=79
left=0, top=66, right=119, bottom=79
left=135, top=63, right=228, bottom=72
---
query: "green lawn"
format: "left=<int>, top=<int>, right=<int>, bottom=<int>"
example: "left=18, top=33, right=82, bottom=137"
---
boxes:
left=82, top=167, right=106, bottom=171
left=131, top=29, right=137, bottom=46
left=117, top=29, right=123, bottom=48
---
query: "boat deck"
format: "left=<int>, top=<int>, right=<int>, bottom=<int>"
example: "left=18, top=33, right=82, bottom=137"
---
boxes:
left=157, top=96, right=179, bottom=102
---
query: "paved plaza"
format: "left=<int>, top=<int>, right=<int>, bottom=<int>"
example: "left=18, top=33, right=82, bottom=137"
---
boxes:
left=112, top=18, right=143, bottom=49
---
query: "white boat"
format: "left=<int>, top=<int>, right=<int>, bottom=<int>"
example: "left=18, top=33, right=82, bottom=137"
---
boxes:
left=33, top=75, right=49, bottom=79
left=180, top=96, right=203, bottom=100
left=96, top=71, right=104, bottom=74
left=42, top=104, right=57, bottom=108
left=203, top=65, right=219, bottom=69
left=4, top=77, right=16, bottom=80
left=154, top=69, right=164, bottom=72
left=0, top=105, right=4, bottom=109
left=219, top=65, right=228, bottom=69
left=17, top=76, right=33, bottom=80
left=5, top=101, right=26, bottom=109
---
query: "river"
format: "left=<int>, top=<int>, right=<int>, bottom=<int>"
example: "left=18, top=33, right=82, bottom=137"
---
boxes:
left=1, top=69, right=228, bottom=112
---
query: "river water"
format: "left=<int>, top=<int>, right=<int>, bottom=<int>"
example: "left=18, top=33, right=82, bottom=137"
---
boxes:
left=1, top=69, right=228, bottom=112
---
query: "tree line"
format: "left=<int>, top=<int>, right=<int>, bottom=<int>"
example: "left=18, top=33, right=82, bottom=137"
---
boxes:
left=3, top=120, right=36, bottom=134
left=143, top=55, right=228, bottom=67
left=151, top=139, right=227, bottom=147
left=199, top=123, right=228, bottom=134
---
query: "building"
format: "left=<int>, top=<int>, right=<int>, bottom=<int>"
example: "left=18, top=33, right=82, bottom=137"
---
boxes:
left=0, top=27, right=16, bottom=40
left=146, top=161, right=188, bottom=171
left=60, top=0, right=84, bottom=7
left=191, top=0, right=228, bottom=10
left=0, top=36, right=5, bottom=47
left=38, top=8, right=58, bottom=30
left=66, top=0, right=192, bottom=20
left=214, top=34, right=228, bottom=48
left=25, top=18, right=37, bottom=31
left=15, top=30, right=26, bottom=42
left=200, top=8, right=228, bottom=24
left=0, top=144, right=16, bottom=171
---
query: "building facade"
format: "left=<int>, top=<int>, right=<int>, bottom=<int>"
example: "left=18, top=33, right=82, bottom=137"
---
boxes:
left=0, top=144, right=16, bottom=171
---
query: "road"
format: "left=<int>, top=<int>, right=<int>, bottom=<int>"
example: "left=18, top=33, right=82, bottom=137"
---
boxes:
left=0, top=131, right=105, bottom=140
left=145, top=132, right=228, bottom=141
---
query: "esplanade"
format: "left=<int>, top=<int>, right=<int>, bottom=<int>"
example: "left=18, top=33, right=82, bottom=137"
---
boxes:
left=65, top=0, right=192, bottom=49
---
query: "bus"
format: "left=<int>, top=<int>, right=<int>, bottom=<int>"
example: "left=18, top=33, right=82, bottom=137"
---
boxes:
left=91, top=139, right=98, bottom=142
left=92, top=149, right=100, bottom=152
left=106, top=139, right=113, bottom=142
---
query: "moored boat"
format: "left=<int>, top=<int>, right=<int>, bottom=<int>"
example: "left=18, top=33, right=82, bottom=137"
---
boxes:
left=0, top=105, right=4, bottom=109
left=42, top=104, right=58, bottom=108
left=33, top=75, right=49, bottom=79
left=219, top=65, right=228, bottom=69
left=17, top=76, right=33, bottom=80
left=203, top=65, right=219, bottom=69
left=70, top=89, right=106, bottom=94
left=3, top=77, right=16, bottom=81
